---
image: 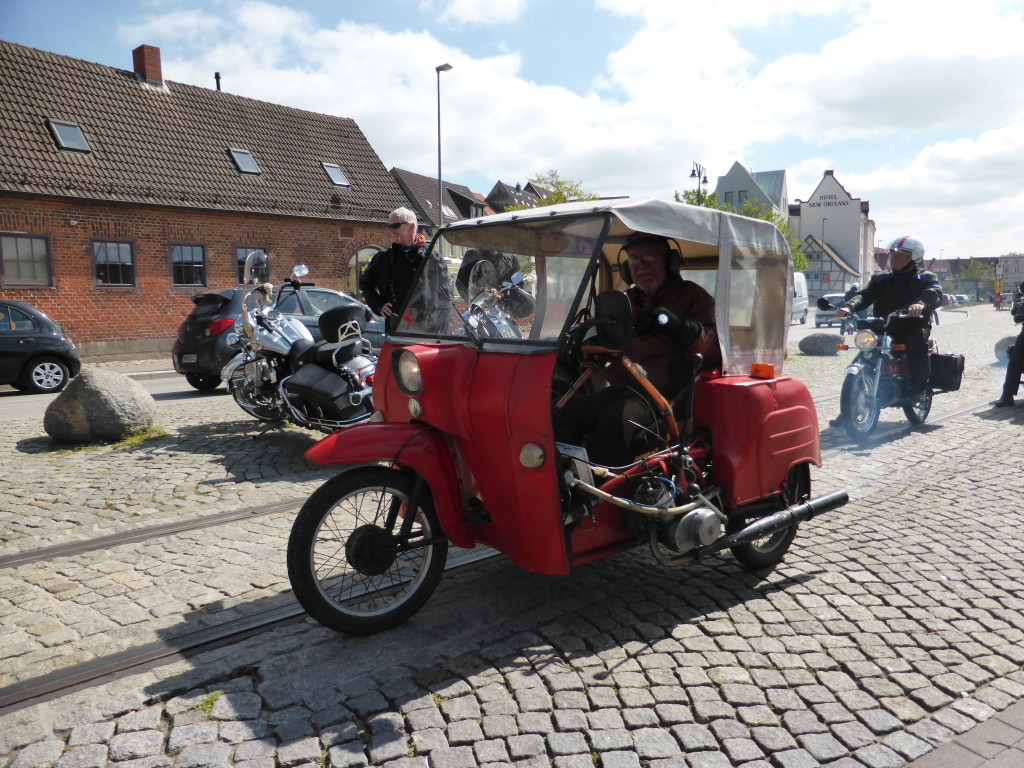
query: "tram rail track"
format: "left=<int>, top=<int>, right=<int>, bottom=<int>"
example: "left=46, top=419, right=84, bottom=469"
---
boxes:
left=0, top=393, right=1001, bottom=715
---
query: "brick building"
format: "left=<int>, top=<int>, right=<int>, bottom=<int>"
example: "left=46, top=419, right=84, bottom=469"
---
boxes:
left=0, top=41, right=408, bottom=356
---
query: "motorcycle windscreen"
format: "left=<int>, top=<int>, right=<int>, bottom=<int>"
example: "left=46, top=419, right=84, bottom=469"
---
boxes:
left=394, top=216, right=606, bottom=345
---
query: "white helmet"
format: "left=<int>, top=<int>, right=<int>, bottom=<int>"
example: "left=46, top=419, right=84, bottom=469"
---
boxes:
left=887, top=236, right=925, bottom=267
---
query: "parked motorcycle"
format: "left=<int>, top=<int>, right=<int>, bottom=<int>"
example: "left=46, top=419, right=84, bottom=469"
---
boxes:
left=222, top=253, right=376, bottom=434
left=459, top=261, right=535, bottom=340
left=818, top=296, right=963, bottom=443
left=285, top=198, right=849, bottom=635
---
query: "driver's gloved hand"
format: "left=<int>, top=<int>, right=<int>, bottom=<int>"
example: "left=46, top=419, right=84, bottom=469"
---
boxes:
left=636, top=307, right=700, bottom=347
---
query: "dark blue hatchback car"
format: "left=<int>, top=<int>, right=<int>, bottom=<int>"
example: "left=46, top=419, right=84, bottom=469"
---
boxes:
left=0, top=299, right=82, bottom=393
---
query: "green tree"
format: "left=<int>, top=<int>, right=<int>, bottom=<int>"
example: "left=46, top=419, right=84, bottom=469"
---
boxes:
left=506, top=170, right=599, bottom=210
left=674, top=189, right=807, bottom=272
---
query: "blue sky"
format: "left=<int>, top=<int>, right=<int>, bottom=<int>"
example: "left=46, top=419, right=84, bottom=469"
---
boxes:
left=4, top=0, right=1024, bottom=258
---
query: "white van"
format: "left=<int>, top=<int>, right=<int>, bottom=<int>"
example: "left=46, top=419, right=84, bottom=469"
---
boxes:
left=791, top=272, right=808, bottom=324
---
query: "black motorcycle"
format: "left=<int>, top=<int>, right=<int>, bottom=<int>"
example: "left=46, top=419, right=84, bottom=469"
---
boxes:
left=818, top=296, right=963, bottom=443
left=222, top=253, right=376, bottom=434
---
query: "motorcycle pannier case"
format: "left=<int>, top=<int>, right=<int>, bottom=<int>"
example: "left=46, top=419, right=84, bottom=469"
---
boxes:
left=930, top=352, right=965, bottom=392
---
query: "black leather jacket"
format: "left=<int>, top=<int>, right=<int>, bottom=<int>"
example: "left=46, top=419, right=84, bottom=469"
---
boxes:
left=361, top=242, right=429, bottom=315
left=841, top=266, right=942, bottom=321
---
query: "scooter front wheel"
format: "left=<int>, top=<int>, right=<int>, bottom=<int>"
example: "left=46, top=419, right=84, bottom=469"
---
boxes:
left=728, top=463, right=808, bottom=570
left=287, top=467, right=448, bottom=635
left=840, top=369, right=880, bottom=443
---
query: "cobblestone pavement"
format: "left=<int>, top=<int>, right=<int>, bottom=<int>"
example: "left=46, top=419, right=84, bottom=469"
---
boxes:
left=1, top=306, right=1022, bottom=768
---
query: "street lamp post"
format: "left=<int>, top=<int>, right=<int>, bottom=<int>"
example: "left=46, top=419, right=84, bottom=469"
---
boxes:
left=436, top=63, right=452, bottom=230
left=689, top=162, right=708, bottom=206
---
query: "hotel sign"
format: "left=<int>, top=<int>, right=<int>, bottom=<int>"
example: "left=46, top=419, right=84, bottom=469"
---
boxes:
left=808, top=194, right=849, bottom=208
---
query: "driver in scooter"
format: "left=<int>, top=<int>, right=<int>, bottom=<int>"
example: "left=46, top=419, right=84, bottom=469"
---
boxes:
left=555, top=232, right=721, bottom=465
left=835, top=236, right=942, bottom=400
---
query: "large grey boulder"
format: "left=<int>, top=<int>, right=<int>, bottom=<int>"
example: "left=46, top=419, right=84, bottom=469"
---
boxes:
left=798, top=333, right=843, bottom=356
left=995, top=334, right=1018, bottom=363
left=44, top=367, right=157, bottom=443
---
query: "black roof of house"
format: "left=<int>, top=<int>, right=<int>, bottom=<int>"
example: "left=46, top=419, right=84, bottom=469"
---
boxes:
left=0, top=40, right=408, bottom=222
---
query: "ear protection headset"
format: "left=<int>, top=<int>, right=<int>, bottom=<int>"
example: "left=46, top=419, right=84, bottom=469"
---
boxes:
left=617, top=234, right=682, bottom=284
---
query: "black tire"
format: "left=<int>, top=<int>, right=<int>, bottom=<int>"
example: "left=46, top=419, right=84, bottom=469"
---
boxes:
left=287, top=467, right=448, bottom=634
left=185, top=373, right=222, bottom=392
left=729, top=463, right=809, bottom=570
left=840, top=368, right=880, bottom=443
left=227, top=368, right=284, bottom=421
left=23, top=356, right=70, bottom=393
left=903, top=388, right=932, bottom=424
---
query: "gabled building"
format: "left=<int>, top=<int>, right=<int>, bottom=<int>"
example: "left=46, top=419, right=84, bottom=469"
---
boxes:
left=798, top=235, right=859, bottom=297
left=0, top=41, right=407, bottom=356
left=788, top=170, right=875, bottom=292
left=713, top=161, right=788, bottom=215
left=390, top=167, right=490, bottom=231
left=485, top=181, right=550, bottom=212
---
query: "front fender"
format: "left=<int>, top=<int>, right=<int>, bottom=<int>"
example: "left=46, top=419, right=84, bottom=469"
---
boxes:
left=305, top=423, right=471, bottom=548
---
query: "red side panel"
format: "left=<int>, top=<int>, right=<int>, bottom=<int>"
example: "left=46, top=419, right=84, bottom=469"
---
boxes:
left=694, top=375, right=821, bottom=507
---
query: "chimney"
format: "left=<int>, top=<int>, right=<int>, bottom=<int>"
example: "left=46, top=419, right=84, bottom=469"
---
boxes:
left=132, top=44, right=163, bottom=86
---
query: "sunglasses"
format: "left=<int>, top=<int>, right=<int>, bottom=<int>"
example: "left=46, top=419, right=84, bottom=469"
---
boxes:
left=388, top=221, right=408, bottom=229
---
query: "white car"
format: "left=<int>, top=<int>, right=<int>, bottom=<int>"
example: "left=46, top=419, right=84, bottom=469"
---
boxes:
left=814, top=293, right=847, bottom=328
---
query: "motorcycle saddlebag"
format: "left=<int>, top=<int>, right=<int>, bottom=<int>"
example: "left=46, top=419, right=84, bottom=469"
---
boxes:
left=283, top=363, right=366, bottom=420
left=930, top=352, right=964, bottom=392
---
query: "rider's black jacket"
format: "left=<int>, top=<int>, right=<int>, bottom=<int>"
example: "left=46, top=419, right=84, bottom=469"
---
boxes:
left=841, top=265, right=942, bottom=320
left=361, top=241, right=429, bottom=316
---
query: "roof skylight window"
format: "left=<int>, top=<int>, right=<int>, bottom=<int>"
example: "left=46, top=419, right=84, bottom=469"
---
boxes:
left=322, top=163, right=351, bottom=186
left=228, top=148, right=261, bottom=174
left=47, top=119, right=90, bottom=152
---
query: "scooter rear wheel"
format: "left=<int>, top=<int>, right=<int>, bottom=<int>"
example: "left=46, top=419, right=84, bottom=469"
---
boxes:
left=287, top=467, right=448, bottom=635
left=728, top=463, right=808, bottom=570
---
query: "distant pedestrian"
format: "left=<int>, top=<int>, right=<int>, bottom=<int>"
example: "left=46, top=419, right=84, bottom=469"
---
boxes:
left=995, top=281, right=1024, bottom=407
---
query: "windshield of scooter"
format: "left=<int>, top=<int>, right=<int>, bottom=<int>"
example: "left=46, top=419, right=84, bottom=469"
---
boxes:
left=394, top=215, right=606, bottom=346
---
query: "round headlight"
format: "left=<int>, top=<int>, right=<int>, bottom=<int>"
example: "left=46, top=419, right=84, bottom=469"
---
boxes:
left=854, top=330, right=878, bottom=350
left=224, top=332, right=241, bottom=349
left=394, top=349, right=423, bottom=396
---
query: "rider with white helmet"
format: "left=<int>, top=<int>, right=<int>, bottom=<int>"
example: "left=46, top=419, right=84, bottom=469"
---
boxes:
left=836, top=236, right=942, bottom=400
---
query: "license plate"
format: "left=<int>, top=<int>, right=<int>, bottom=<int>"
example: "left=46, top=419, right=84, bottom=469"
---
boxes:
left=182, top=354, right=197, bottom=363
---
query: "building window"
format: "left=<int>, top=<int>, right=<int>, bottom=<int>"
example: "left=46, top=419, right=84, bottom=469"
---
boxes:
left=349, top=247, right=380, bottom=297
left=227, top=148, right=261, bottom=174
left=171, top=243, right=206, bottom=286
left=322, top=163, right=351, bottom=186
left=1, top=233, right=52, bottom=287
left=723, top=192, right=733, bottom=206
left=236, top=246, right=268, bottom=283
left=93, top=240, right=135, bottom=286
left=47, top=119, right=91, bottom=152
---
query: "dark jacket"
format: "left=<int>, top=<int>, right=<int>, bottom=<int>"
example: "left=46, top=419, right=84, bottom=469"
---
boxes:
left=360, top=239, right=429, bottom=315
left=841, top=266, right=942, bottom=320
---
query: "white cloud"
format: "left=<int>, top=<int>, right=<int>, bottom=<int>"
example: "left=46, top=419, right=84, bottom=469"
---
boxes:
left=120, top=0, right=1024, bottom=257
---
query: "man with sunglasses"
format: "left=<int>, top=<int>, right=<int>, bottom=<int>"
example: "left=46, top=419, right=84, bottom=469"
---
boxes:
left=361, top=207, right=433, bottom=323
left=835, top=235, right=942, bottom=402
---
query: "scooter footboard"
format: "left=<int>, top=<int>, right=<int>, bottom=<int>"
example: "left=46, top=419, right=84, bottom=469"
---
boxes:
left=304, top=423, right=472, bottom=548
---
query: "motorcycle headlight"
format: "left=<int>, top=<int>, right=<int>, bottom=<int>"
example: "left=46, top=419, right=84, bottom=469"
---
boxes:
left=225, top=332, right=241, bottom=349
left=393, top=349, right=423, bottom=396
left=854, top=330, right=878, bottom=350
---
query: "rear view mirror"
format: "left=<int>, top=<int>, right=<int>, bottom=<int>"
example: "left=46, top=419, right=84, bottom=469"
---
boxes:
left=817, top=296, right=836, bottom=311
left=594, top=291, right=633, bottom=350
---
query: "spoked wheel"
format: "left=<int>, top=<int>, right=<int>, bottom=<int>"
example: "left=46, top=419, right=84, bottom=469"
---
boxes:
left=903, top=388, right=932, bottom=424
left=840, top=369, right=880, bottom=443
left=728, top=463, right=809, bottom=570
left=287, top=467, right=448, bottom=634
left=227, top=368, right=284, bottom=421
